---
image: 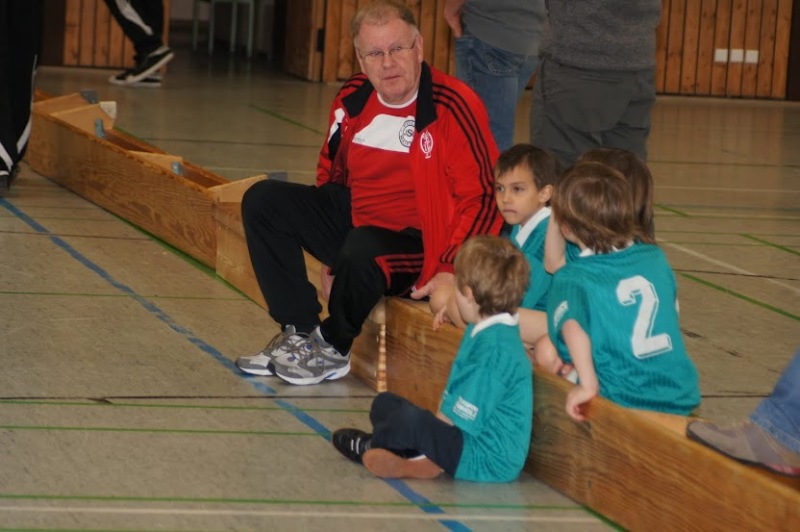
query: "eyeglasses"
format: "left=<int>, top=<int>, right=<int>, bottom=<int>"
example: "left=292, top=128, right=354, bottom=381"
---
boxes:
left=357, top=35, right=418, bottom=63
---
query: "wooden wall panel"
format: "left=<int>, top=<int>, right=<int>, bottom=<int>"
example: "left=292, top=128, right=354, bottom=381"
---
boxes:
left=665, top=0, right=686, bottom=93
left=93, top=3, right=111, bottom=67
left=63, top=0, right=81, bottom=66
left=771, top=0, right=793, bottom=98
left=655, top=0, right=671, bottom=92
left=740, top=0, right=762, bottom=97
left=654, top=0, right=793, bottom=98
left=680, top=0, right=702, bottom=93
left=320, top=0, right=793, bottom=99
left=78, top=0, right=97, bottom=67
left=725, top=0, right=747, bottom=96
left=710, top=0, right=733, bottom=95
left=756, top=1, right=779, bottom=97
left=56, top=0, right=170, bottom=69
left=695, top=0, right=719, bottom=94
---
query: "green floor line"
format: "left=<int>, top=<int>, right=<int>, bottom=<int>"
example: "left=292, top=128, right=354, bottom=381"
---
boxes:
left=0, top=493, right=581, bottom=511
left=658, top=229, right=799, bottom=237
left=248, top=104, right=325, bottom=136
left=655, top=204, right=689, bottom=217
left=679, top=273, right=799, bottom=321
left=0, top=425, right=318, bottom=437
left=740, top=233, right=800, bottom=256
left=648, top=158, right=799, bottom=169
left=661, top=212, right=798, bottom=222
left=656, top=241, right=764, bottom=247
left=0, top=400, right=370, bottom=414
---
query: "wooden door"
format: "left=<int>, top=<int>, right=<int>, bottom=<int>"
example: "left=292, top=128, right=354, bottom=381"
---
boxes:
left=283, top=0, right=326, bottom=81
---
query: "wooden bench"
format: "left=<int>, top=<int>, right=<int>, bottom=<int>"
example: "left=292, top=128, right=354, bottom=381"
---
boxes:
left=26, top=91, right=799, bottom=530
left=385, top=297, right=799, bottom=530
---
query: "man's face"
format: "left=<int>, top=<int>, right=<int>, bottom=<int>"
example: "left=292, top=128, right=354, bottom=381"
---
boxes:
left=355, top=18, right=424, bottom=105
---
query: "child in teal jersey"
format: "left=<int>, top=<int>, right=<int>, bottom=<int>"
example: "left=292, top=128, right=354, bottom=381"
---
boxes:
left=331, top=236, right=533, bottom=482
left=547, top=162, right=700, bottom=420
left=538, top=147, right=657, bottom=377
left=432, top=145, right=562, bottom=370
left=544, top=147, right=656, bottom=273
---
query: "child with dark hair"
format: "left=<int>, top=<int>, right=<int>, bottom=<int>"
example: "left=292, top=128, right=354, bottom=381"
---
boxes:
left=332, top=235, right=533, bottom=482
left=547, top=162, right=700, bottom=420
left=432, top=145, right=561, bottom=370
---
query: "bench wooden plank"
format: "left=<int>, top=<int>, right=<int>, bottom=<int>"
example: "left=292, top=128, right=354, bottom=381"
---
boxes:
left=385, top=298, right=799, bottom=530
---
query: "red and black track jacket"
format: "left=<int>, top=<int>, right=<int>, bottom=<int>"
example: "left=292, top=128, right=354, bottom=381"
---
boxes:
left=317, top=63, right=502, bottom=287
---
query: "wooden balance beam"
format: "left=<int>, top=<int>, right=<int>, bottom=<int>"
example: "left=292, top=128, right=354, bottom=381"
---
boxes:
left=26, top=91, right=798, bottom=528
left=385, top=297, right=799, bottom=530
left=25, top=91, right=386, bottom=391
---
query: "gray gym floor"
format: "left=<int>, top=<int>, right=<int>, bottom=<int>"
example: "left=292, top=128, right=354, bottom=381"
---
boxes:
left=1, top=35, right=797, bottom=531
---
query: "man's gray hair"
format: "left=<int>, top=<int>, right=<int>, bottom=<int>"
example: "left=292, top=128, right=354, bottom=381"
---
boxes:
left=350, top=0, right=419, bottom=40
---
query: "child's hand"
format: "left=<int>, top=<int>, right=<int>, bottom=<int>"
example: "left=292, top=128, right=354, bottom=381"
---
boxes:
left=432, top=306, right=451, bottom=330
left=565, top=384, right=596, bottom=421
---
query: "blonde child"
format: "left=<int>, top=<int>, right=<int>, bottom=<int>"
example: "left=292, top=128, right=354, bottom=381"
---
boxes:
left=332, top=236, right=533, bottom=482
left=547, top=162, right=700, bottom=420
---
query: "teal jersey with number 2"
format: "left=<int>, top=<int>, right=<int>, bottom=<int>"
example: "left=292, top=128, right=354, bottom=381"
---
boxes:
left=547, top=243, right=700, bottom=415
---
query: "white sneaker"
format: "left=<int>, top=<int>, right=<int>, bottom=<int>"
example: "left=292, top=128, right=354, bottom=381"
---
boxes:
left=273, top=327, right=350, bottom=385
left=235, top=325, right=312, bottom=376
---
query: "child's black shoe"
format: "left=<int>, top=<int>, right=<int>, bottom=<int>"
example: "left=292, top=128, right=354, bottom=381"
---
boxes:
left=331, top=428, right=372, bottom=464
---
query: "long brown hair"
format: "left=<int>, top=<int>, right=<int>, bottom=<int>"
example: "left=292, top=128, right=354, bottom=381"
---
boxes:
left=551, top=162, right=636, bottom=254
left=579, top=148, right=655, bottom=243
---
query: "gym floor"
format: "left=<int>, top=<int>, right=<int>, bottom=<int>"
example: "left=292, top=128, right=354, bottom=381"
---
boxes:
left=1, top=33, right=798, bottom=531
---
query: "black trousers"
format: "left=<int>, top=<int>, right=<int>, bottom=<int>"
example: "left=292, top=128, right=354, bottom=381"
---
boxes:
left=102, top=0, right=165, bottom=60
left=370, top=392, right=464, bottom=476
left=0, top=0, right=41, bottom=177
left=241, top=180, right=424, bottom=355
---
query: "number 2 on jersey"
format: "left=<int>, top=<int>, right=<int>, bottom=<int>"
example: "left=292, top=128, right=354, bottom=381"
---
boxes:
left=616, top=275, right=673, bottom=359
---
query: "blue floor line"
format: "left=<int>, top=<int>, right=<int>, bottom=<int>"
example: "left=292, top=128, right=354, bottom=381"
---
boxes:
left=1, top=197, right=469, bottom=532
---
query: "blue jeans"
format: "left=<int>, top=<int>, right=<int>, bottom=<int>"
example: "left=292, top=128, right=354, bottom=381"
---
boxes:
left=455, top=30, right=538, bottom=151
left=750, top=348, right=800, bottom=453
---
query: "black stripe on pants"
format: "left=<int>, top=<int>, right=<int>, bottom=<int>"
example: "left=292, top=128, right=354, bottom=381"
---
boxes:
left=369, top=392, right=463, bottom=476
left=102, top=0, right=164, bottom=60
left=241, top=180, right=424, bottom=355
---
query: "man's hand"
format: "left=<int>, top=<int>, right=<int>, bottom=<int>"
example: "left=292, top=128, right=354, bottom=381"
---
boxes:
left=321, top=267, right=334, bottom=301
left=410, top=271, right=455, bottom=300
left=443, top=0, right=467, bottom=38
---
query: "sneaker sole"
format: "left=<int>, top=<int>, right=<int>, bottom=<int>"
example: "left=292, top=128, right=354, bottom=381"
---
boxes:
left=235, top=361, right=275, bottom=376
left=363, top=449, right=443, bottom=479
left=130, top=52, right=175, bottom=83
left=275, top=361, right=351, bottom=386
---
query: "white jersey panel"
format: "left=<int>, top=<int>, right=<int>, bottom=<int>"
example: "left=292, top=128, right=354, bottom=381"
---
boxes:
left=353, top=114, right=416, bottom=154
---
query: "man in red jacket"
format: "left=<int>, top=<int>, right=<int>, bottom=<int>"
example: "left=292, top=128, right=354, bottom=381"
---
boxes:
left=236, top=0, right=501, bottom=385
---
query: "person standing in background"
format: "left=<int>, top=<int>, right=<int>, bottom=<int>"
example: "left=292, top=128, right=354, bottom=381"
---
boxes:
left=0, top=0, right=42, bottom=196
left=102, top=0, right=174, bottom=87
left=530, top=0, right=661, bottom=167
left=444, top=0, right=545, bottom=151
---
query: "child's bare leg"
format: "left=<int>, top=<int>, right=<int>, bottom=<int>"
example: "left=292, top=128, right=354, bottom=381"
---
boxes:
left=363, top=449, right=443, bottom=479
left=518, top=308, right=548, bottom=346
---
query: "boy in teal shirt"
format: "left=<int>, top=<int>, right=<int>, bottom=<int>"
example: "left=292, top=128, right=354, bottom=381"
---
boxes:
left=547, top=162, right=700, bottom=419
left=331, top=236, right=533, bottom=482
